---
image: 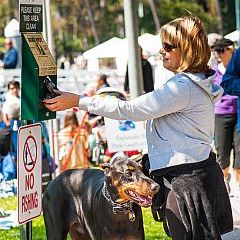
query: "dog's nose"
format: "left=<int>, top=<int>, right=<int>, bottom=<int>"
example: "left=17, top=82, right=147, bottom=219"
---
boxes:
left=151, top=183, right=160, bottom=193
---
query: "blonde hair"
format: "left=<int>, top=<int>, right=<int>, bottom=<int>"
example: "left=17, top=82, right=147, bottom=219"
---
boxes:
left=64, top=111, right=79, bottom=129
left=160, top=16, right=211, bottom=73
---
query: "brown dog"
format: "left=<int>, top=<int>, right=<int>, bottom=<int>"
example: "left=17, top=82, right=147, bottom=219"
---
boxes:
left=42, top=156, right=159, bottom=240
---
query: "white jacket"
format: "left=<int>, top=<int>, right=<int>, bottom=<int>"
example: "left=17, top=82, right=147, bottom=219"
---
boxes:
left=79, top=72, right=223, bottom=171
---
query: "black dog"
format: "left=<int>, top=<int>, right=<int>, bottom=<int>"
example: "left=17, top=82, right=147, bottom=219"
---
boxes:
left=42, top=156, right=159, bottom=240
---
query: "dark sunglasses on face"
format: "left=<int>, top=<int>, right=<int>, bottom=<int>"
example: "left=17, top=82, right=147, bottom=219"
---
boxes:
left=215, top=48, right=225, bottom=54
left=162, top=42, right=178, bottom=52
left=215, top=47, right=233, bottom=55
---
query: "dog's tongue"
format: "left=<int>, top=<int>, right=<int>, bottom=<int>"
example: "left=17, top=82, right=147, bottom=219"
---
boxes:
left=139, top=195, right=152, bottom=205
left=128, top=191, right=152, bottom=205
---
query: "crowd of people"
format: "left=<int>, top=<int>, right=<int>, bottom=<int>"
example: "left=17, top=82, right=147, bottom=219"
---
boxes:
left=0, top=79, right=54, bottom=191
left=0, top=80, right=21, bottom=180
left=0, top=14, right=240, bottom=239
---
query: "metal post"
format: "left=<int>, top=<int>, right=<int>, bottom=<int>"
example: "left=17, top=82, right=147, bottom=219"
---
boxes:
left=26, top=221, right=32, bottom=240
left=43, top=0, right=55, bottom=159
left=43, top=0, right=59, bottom=174
left=124, top=0, right=143, bottom=98
left=20, top=224, right=26, bottom=240
left=20, top=121, right=33, bottom=240
left=20, top=221, right=32, bottom=240
left=45, top=0, right=54, bottom=56
left=236, top=0, right=240, bottom=46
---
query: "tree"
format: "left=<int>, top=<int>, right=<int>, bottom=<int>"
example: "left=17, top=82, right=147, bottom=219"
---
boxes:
left=148, top=0, right=161, bottom=30
left=198, top=0, right=235, bottom=35
left=0, top=0, right=17, bottom=36
left=0, top=0, right=236, bottom=59
left=214, top=0, right=223, bottom=35
left=84, top=0, right=99, bottom=44
left=198, top=0, right=223, bottom=34
left=140, top=0, right=219, bottom=34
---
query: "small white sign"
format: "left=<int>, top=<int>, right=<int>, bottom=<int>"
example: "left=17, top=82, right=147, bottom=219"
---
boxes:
left=18, top=123, right=42, bottom=224
left=104, top=118, right=147, bottom=153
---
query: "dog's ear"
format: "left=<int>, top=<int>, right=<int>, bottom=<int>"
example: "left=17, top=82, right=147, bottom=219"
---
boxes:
left=102, top=162, right=113, bottom=175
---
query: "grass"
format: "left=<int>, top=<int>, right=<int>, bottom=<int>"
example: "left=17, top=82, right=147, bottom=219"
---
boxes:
left=0, top=196, right=170, bottom=240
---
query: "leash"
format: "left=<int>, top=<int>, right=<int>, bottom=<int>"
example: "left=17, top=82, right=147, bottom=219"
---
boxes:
left=101, top=181, right=135, bottom=222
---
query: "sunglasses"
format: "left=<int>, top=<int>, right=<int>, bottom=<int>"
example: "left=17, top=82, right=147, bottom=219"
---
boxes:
left=162, top=42, right=178, bottom=52
left=215, top=48, right=225, bottom=54
left=215, top=46, right=233, bottom=55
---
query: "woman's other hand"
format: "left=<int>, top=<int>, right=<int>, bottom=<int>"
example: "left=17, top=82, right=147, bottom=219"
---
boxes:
left=43, top=90, right=80, bottom=111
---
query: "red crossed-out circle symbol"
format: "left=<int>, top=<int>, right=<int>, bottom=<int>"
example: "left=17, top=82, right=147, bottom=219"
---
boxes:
left=23, top=135, right=37, bottom=172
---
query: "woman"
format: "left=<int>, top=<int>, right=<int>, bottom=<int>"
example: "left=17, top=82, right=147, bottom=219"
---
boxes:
left=58, top=111, right=89, bottom=171
left=44, top=16, right=233, bottom=239
left=213, top=38, right=240, bottom=195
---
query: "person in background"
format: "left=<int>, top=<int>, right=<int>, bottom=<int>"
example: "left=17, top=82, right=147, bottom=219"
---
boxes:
left=1, top=100, right=20, bottom=157
left=5, top=80, right=20, bottom=103
left=0, top=106, right=5, bottom=129
left=0, top=80, right=21, bottom=171
left=59, top=56, right=70, bottom=70
left=44, top=16, right=233, bottom=239
left=221, top=46, right=240, bottom=99
left=59, top=56, right=65, bottom=69
left=96, top=74, right=110, bottom=91
left=82, top=120, right=97, bottom=162
left=207, top=33, right=222, bottom=68
left=213, top=38, right=240, bottom=195
left=0, top=52, right=4, bottom=60
left=0, top=38, right=18, bottom=69
left=58, top=111, right=79, bottom=170
left=154, top=55, right=174, bottom=89
left=57, top=111, right=89, bottom=171
left=42, top=134, right=54, bottom=192
left=221, top=45, right=240, bottom=195
left=124, top=46, right=154, bottom=94
left=0, top=100, right=21, bottom=180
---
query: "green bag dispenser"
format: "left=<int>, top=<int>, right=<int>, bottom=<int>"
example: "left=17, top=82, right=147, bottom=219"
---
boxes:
left=21, top=33, right=57, bottom=121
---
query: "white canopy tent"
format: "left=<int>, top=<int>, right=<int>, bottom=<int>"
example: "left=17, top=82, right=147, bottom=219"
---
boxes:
left=83, top=37, right=126, bottom=59
left=83, top=37, right=127, bottom=72
left=83, top=34, right=162, bottom=72
left=224, top=30, right=240, bottom=43
left=121, top=33, right=161, bottom=55
left=138, top=33, right=162, bottom=55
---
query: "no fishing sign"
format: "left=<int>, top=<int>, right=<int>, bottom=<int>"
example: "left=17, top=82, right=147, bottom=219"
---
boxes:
left=18, top=123, right=42, bottom=224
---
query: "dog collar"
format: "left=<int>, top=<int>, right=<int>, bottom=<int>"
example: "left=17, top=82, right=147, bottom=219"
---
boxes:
left=102, top=181, right=136, bottom=222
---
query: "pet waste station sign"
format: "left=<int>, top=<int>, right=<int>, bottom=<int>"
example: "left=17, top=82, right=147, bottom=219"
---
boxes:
left=19, top=0, right=43, bottom=32
left=18, top=123, right=42, bottom=224
left=20, top=0, right=58, bottom=121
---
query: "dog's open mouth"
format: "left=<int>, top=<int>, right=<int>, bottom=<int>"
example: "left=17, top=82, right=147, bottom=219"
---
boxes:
left=125, top=190, right=153, bottom=207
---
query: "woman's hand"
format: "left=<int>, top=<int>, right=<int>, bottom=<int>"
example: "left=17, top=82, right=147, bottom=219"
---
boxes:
left=43, top=90, right=80, bottom=111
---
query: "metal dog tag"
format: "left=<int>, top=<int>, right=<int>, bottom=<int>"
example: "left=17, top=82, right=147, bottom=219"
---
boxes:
left=128, top=211, right=135, bottom=222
